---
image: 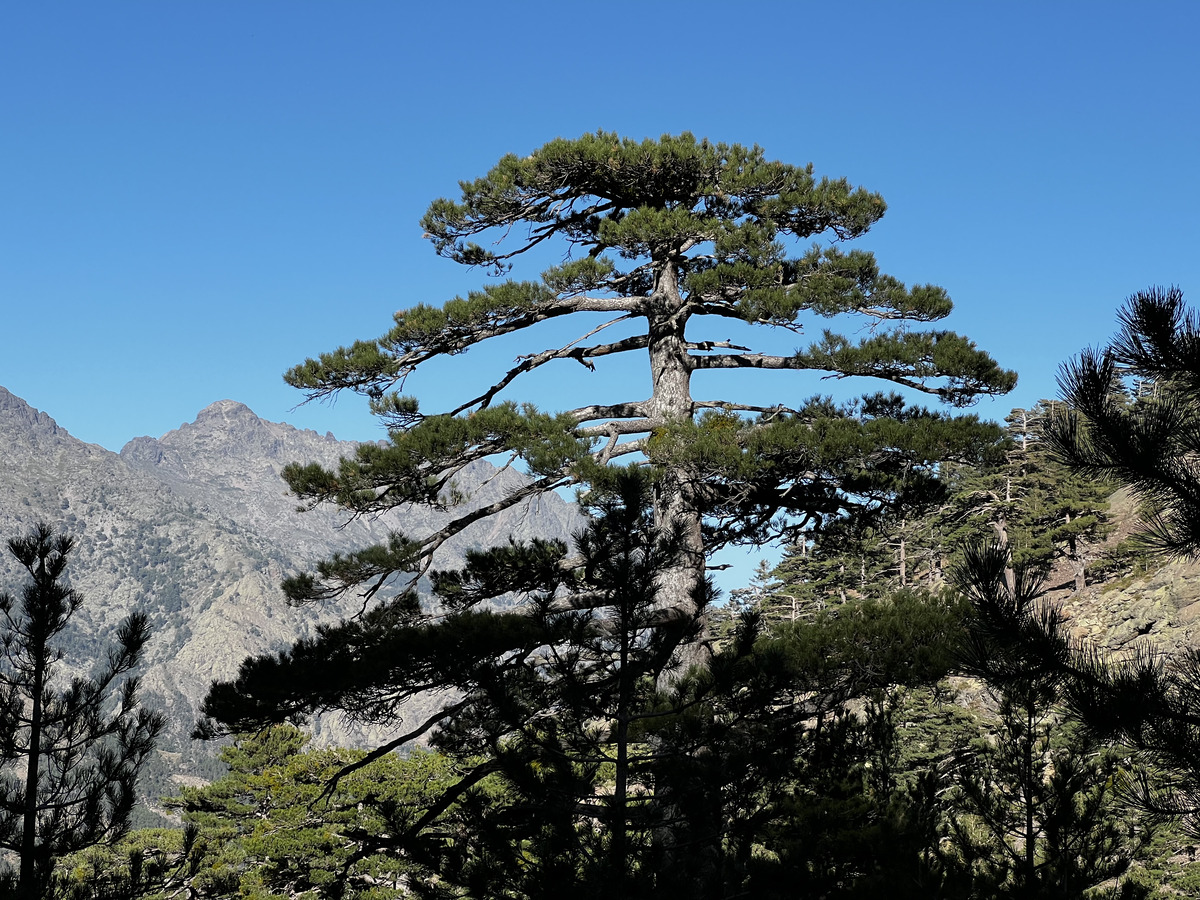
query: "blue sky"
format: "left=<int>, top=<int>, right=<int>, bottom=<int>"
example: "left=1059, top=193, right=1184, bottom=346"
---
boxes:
left=3, top=2, right=1199, bottom=583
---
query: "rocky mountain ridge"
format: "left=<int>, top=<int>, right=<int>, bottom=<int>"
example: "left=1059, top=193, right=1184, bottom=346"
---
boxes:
left=0, top=386, right=582, bottom=763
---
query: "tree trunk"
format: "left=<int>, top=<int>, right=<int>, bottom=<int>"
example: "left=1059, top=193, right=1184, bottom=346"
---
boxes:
left=18, top=651, right=45, bottom=900
left=1066, top=515, right=1086, bottom=592
left=610, top=599, right=631, bottom=891
left=645, top=260, right=707, bottom=670
left=1022, top=702, right=1037, bottom=892
left=993, top=514, right=1016, bottom=602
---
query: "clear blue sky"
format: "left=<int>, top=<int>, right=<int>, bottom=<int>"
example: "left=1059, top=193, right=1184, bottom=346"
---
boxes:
left=3, top=3, right=1199, bottom=582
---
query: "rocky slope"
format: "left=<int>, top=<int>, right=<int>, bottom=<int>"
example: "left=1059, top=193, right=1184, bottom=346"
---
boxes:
left=1048, top=487, right=1200, bottom=657
left=0, top=386, right=582, bottom=764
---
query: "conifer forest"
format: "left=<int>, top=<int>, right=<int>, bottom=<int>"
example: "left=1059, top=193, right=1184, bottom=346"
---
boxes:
left=9, top=133, right=1200, bottom=898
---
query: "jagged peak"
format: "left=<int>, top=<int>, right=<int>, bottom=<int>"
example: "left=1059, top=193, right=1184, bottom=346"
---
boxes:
left=195, top=399, right=259, bottom=421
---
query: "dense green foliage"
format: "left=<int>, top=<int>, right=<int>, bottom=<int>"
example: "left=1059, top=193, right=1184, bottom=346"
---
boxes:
left=190, top=587, right=981, bottom=898
left=64, top=521, right=1200, bottom=897
left=56, top=726, right=455, bottom=898
left=951, top=544, right=1148, bottom=898
left=981, top=288, right=1200, bottom=839
left=192, top=473, right=1003, bottom=898
left=767, top=399, right=1113, bottom=619
left=197, top=474, right=700, bottom=896
left=745, top=445, right=1162, bottom=897
left=945, top=402, right=1112, bottom=588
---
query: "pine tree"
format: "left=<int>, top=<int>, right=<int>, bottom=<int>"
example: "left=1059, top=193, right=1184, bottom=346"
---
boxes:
left=174, top=727, right=444, bottom=899
left=196, top=131, right=1015, bottom=894
left=54, top=727, right=454, bottom=899
left=199, top=472, right=706, bottom=898
left=278, top=132, right=1014, bottom=641
left=0, top=524, right=163, bottom=899
left=1018, top=402, right=1112, bottom=590
left=647, top=590, right=970, bottom=898
left=949, top=543, right=1148, bottom=898
left=944, top=289, right=1200, bottom=836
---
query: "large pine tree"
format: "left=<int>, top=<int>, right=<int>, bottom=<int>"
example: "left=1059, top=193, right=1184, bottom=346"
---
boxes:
left=199, top=135, right=1017, bottom=855
left=276, top=132, right=1014, bottom=639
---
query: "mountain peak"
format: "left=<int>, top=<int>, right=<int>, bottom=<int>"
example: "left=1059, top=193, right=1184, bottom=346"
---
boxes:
left=195, top=399, right=258, bottom=421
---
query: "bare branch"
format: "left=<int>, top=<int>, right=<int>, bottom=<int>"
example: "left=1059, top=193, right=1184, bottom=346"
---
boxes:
left=440, top=197, right=621, bottom=265
left=564, top=402, right=649, bottom=423
left=314, top=698, right=471, bottom=805
left=602, top=438, right=649, bottom=459
left=575, top=419, right=659, bottom=438
left=692, top=300, right=806, bottom=333
left=317, top=296, right=646, bottom=407
left=687, top=352, right=811, bottom=371
left=692, top=401, right=798, bottom=417
left=414, top=473, right=576, bottom=569
left=685, top=340, right=753, bottom=353
left=447, top=330, right=648, bottom=417
left=688, top=351, right=940, bottom=395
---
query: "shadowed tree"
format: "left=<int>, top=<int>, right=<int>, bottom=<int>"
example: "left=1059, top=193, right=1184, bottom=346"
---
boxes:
left=199, top=473, right=705, bottom=898
left=0, top=523, right=163, bottom=899
left=1013, top=287, right=1200, bottom=836
left=949, top=543, right=1145, bottom=899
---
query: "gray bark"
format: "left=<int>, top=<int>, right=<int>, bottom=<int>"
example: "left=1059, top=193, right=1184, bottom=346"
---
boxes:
left=645, top=260, right=708, bottom=669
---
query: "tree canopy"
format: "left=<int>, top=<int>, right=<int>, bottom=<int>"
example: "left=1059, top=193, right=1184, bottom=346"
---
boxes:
left=196, top=134, right=1021, bottom=892
left=277, top=131, right=1015, bottom=632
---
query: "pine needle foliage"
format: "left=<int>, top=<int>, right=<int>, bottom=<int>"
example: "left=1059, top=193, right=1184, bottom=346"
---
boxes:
left=197, top=131, right=1018, bottom=897
left=1048, top=286, right=1200, bottom=558
left=54, top=726, right=452, bottom=899
left=1019, top=287, right=1200, bottom=836
left=275, top=131, right=1014, bottom=631
left=950, top=542, right=1151, bottom=898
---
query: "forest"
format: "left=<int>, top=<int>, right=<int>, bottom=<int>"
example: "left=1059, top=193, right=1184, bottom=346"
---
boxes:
left=5, top=133, right=1200, bottom=899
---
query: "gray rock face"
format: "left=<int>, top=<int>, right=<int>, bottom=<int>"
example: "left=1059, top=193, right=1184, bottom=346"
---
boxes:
left=0, top=387, right=582, bottom=763
left=121, top=399, right=580, bottom=566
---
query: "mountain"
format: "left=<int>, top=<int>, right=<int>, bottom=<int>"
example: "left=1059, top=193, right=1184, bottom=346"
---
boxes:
left=118, top=399, right=578, bottom=562
left=0, top=387, right=582, bottom=767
